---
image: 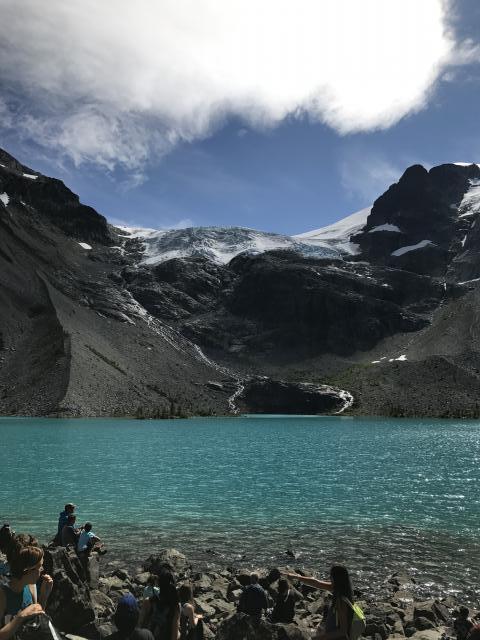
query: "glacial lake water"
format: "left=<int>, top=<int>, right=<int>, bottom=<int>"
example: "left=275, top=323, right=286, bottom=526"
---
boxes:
left=0, top=416, right=479, bottom=601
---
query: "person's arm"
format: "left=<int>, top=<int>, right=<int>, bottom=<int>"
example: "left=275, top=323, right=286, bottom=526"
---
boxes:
left=0, top=596, right=44, bottom=640
left=170, top=606, right=180, bottom=640
left=184, top=603, right=202, bottom=628
left=38, top=574, right=54, bottom=609
left=139, top=599, right=151, bottom=627
left=282, top=572, right=332, bottom=591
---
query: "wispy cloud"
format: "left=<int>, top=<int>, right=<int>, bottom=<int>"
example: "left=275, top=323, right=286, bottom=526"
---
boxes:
left=339, top=152, right=403, bottom=204
left=0, top=0, right=462, bottom=175
left=109, top=216, right=194, bottom=231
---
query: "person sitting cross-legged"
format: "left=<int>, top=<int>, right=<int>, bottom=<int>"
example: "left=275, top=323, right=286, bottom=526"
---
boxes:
left=77, top=522, right=105, bottom=556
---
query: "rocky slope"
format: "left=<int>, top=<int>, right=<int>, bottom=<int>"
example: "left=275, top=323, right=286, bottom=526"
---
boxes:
left=2, top=147, right=480, bottom=416
left=6, top=545, right=477, bottom=640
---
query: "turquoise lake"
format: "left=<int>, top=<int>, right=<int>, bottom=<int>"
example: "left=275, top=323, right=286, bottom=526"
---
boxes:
left=0, top=416, right=479, bottom=600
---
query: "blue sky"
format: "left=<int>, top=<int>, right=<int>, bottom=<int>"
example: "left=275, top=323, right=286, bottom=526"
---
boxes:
left=1, top=0, right=480, bottom=235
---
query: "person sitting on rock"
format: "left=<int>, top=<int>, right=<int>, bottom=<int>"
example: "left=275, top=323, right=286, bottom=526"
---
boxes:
left=454, top=606, right=474, bottom=640
left=237, top=573, right=269, bottom=623
left=77, top=522, right=104, bottom=556
left=178, top=584, right=203, bottom=640
left=140, top=569, right=180, bottom=640
left=269, top=577, right=301, bottom=624
left=56, top=503, right=75, bottom=545
left=282, top=564, right=354, bottom=640
left=61, top=514, right=80, bottom=548
left=0, top=545, right=53, bottom=640
left=106, top=593, right=154, bottom=640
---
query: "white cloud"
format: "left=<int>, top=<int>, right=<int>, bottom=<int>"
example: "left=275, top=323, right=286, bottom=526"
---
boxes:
left=0, top=0, right=459, bottom=172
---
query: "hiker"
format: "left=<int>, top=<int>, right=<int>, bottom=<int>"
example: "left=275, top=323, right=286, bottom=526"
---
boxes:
left=61, top=514, right=80, bottom=548
left=269, top=577, right=301, bottom=624
left=0, top=545, right=53, bottom=640
left=77, top=522, right=104, bottom=556
left=454, top=606, right=474, bottom=640
left=283, top=564, right=363, bottom=640
left=106, top=593, right=154, bottom=640
left=237, top=573, right=269, bottom=623
left=178, top=584, right=203, bottom=640
left=140, top=569, right=180, bottom=640
left=56, top=503, right=75, bottom=544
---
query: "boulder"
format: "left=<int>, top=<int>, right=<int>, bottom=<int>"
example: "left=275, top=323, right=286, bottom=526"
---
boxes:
left=43, top=548, right=95, bottom=634
left=409, top=630, right=444, bottom=640
left=216, top=613, right=310, bottom=640
left=414, top=617, right=436, bottom=631
left=98, top=576, right=127, bottom=592
left=432, top=601, right=450, bottom=623
left=90, top=589, right=115, bottom=618
left=414, top=602, right=438, bottom=624
left=143, top=548, right=189, bottom=575
left=209, top=598, right=236, bottom=617
left=194, top=599, right=216, bottom=618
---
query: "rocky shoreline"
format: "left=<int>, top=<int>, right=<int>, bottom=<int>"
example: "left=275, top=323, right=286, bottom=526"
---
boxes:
left=15, top=546, right=478, bottom=640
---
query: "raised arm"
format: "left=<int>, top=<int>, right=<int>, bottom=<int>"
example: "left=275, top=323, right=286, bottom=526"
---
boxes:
left=282, top=572, right=332, bottom=591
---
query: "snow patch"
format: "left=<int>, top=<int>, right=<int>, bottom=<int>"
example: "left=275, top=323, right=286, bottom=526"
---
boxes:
left=369, top=223, right=401, bottom=233
left=458, top=179, right=480, bottom=218
left=294, top=207, right=370, bottom=255
left=22, top=173, right=38, bottom=180
left=388, top=354, right=407, bottom=362
left=458, top=277, right=480, bottom=285
left=454, top=162, right=480, bottom=168
left=78, top=242, right=92, bottom=250
left=391, top=240, right=433, bottom=256
left=116, top=225, right=159, bottom=238
left=0, top=192, right=9, bottom=206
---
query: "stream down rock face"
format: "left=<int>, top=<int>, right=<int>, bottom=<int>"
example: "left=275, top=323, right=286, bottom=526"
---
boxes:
left=238, top=379, right=347, bottom=414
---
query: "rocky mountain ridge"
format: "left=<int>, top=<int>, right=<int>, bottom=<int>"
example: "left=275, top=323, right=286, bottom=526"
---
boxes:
left=2, top=147, right=480, bottom=416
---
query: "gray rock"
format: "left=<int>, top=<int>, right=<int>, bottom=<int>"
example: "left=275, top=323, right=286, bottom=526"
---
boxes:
left=98, top=576, right=126, bottom=592
left=143, top=548, right=189, bottom=574
left=90, top=590, right=115, bottom=618
left=216, top=613, right=310, bottom=640
left=414, top=617, right=436, bottom=631
left=134, top=572, right=151, bottom=585
left=194, top=599, right=216, bottom=617
left=209, top=598, right=236, bottom=616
